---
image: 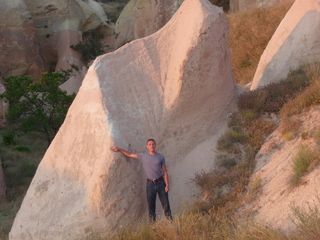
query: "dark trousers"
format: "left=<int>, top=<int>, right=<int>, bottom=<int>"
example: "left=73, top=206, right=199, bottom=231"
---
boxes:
left=146, top=179, right=172, bottom=222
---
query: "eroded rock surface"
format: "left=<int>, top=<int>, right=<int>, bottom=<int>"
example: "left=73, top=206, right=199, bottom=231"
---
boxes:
left=251, top=0, right=320, bottom=90
left=10, top=0, right=238, bottom=239
left=112, top=0, right=184, bottom=48
left=24, top=0, right=109, bottom=73
left=0, top=0, right=110, bottom=79
left=0, top=0, right=43, bottom=78
left=249, top=107, right=320, bottom=232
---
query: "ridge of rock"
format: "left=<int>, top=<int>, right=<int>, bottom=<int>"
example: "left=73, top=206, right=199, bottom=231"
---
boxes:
left=251, top=0, right=320, bottom=90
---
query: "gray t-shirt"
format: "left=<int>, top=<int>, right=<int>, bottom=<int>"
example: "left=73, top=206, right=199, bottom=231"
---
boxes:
left=137, top=152, right=166, bottom=180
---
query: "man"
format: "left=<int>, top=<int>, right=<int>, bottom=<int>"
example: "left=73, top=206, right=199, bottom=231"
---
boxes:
left=110, top=139, right=172, bottom=221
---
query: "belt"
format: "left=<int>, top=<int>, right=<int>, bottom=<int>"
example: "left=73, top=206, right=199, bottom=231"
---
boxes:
left=147, top=176, right=163, bottom=182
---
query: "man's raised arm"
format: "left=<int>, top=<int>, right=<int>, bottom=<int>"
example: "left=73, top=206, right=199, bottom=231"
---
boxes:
left=110, top=146, right=138, bottom=159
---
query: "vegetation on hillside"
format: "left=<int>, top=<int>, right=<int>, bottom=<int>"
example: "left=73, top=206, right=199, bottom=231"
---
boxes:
left=70, top=31, right=109, bottom=64
left=191, top=68, right=310, bottom=214
left=0, top=72, right=75, bottom=145
left=228, top=0, right=294, bottom=86
left=0, top=130, right=47, bottom=239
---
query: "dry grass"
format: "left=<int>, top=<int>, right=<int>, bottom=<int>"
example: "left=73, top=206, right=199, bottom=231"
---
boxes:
left=280, top=117, right=302, bottom=139
left=280, top=63, right=320, bottom=117
left=292, top=202, right=320, bottom=240
left=280, top=63, right=320, bottom=142
left=216, top=130, right=245, bottom=154
left=246, top=175, right=262, bottom=201
left=246, top=118, right=276, bottom=149
left=238, top=68, right=310, bottom=114
left=107, top=211, right=296, bottom=240
left=313, top=128, right=320, bottom=145
left=304, top=62, right=320, bottom=84
left=228, top=0, right=294, bottom=86
left=281, top=83, right=320, bottom=118
left=0, top=198, right=23, bottom=240
left=291, top=144, right=319, bottom=185
left=0, top=128, right=47, bottom=239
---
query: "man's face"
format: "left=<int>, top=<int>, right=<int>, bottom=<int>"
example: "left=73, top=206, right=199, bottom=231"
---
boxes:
left=146, top=140, right=156, bottom=153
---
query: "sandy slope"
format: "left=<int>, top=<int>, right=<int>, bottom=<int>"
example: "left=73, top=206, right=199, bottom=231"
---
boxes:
left=248, top=106, right=320, bottom=232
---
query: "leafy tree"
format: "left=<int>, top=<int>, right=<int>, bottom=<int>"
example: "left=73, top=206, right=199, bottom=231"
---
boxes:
left=0, top=72, right=76, bottom=145
left=70, top=31, right=108, bottom=63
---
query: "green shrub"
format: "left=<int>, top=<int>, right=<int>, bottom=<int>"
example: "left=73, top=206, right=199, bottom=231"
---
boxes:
left=245, top=118, right=276, bottom=150
left=70, top=31, right=108, bottom=63
left=2, top=133, right=15, bottom=146
left=239, top=69, right=309, bottom=115
left=291, top=145, right=318, bottom=185
left=13, top=146, right=30, bottom=152
left=217, top=131, right=244, bottom=154
left=0, top=73, right=75, bottom=146
left=242, top=110, right=257, bottom=123
left=0, top=201, right=21, bottom=240
left=228, top=112, right=244, bottom=131
left=18, top=160, right=37, bottom=178
left=231, top=130, right=245, bottom=141
left=238, top=89, right=268, bottom=113
left=217, top=154, right=237, bottom=169
left=241, top=60, right=252, bottom=68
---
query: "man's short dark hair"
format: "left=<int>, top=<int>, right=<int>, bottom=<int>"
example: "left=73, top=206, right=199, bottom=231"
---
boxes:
left=147, top=139, right=156, bottom=144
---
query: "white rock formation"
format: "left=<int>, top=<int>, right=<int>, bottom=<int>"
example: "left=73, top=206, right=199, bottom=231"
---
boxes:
left=0, top=0, right=111, bottom=79
left=251, top=0, right=320, bottom=90
left=10, top=0, right=238, bottom=239
left=0, top=0, right=44, bottom=79
left=112, top=0, right=184, bottom=49
left=60, top=66, right=88, bottom=95
left=24, top=0, right=109, bottom=73
left=23, top=0, right=109, bottom=33
left=49, top=30, right=84, bottom=72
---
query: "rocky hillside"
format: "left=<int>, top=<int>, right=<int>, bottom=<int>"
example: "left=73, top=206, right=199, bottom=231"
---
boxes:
left=249, top=106, right=320, bottom=232
left=0, top=0, right=282, bottom=81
